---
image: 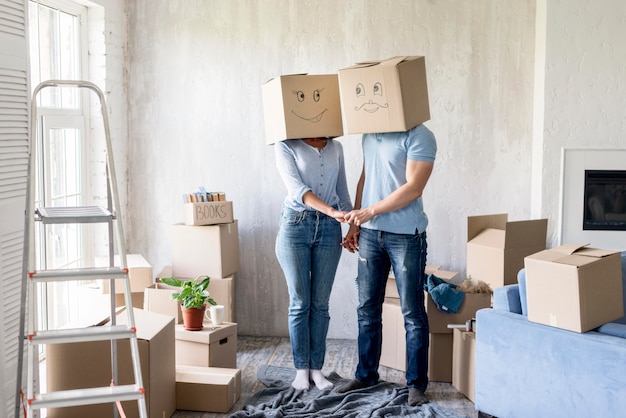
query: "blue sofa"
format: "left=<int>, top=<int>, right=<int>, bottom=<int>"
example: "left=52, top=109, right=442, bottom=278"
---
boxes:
left=474, top=252, right=626, bottom=418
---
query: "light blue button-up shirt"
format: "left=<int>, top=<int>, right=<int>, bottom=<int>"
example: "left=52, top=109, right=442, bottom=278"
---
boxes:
left=275, top=139, right=353, bottom=212
left=361, top=124, right=437, bottom=234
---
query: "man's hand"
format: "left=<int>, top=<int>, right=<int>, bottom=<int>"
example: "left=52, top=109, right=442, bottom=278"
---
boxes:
left=341, top=224, right=360, bottom=253
left=344, top=207, right=375, bottom=227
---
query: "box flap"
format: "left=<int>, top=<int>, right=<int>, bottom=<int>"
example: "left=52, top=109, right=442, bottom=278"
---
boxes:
left=381, top=56, right=409, bottom=67
left=467, top=214, right=508, bottom=241
left=117, top=308, right=175, bottom=341
left=468, top=228, right=505, bottom=248
left=503, top=219, right=548, bottom=248
left=573, top=246, right=620, bottom=258
left=551, top=243, right=591, bottom=256
left=176, top=365, right=239, bottom=385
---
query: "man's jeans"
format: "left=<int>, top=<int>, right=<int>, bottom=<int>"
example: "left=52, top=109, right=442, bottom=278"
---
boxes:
left=355, top=227, right=429, bottom=391
left=275, top=207, right=343, bottom=370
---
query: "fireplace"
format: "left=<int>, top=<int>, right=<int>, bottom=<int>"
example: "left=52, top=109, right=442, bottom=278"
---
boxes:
left=583, top=170, right=626, bottom=231
left=560, top=148, right=626, bottom=251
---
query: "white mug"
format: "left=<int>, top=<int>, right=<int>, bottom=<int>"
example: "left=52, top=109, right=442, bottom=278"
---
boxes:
left=205, top=304, right=225, bottom=327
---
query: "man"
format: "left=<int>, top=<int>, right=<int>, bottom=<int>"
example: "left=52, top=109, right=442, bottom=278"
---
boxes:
left=339, top=123, right=436, bottom=406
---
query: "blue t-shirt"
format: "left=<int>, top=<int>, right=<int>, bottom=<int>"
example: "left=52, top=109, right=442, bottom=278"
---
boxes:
left=274, top=139, right=353, bottom=212
left=361, top=124, right=437, bottom=234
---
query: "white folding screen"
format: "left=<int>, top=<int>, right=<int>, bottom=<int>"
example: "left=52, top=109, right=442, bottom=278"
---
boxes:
left=0, top=0, right=30, bottom=416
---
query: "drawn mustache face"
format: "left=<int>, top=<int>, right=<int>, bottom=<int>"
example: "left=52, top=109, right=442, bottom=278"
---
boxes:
left=291, top=88, right=328, bottom=123
left=353, top=81, right=388, bottom=113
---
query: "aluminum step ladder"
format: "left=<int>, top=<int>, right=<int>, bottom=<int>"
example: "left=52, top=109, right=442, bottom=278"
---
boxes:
left=15, top=80, right=147, bottom=418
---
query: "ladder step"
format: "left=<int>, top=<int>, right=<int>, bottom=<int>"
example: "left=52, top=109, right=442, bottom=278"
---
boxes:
left=36, top=206, right=114, bottom=224
left=29, top=325, right=135, bottom=345
left=28, top=385, right=144, bottom=410
left=29, top=266, right=128, bottom=283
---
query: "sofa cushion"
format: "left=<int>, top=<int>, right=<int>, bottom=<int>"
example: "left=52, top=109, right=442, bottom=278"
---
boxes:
left=597, top=322, right=626, bottom=339
left=517, top=268, right=528, bottom=316
left=493, top=284, right=522, bottom=314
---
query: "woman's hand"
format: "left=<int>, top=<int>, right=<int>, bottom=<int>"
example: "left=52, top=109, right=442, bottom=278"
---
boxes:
left=341, top=224, right=360, bottom=253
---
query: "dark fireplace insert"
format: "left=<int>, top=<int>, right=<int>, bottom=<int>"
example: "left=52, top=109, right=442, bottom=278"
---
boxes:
left=583, top=169, right=626, bottom=231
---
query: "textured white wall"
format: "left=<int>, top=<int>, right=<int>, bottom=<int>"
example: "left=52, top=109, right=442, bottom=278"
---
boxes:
left=123, top=0, right=538, bottom=338
left=541, top=0, right=626, bottom=246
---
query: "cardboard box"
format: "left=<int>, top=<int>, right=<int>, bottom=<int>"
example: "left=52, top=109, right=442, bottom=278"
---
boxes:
left=452, top=328, right=476, bottom=402
left=176, top=365, right=241, bottom=413
left=175, top=322, right=237, bottom=368
left=380, top=298, right=453, bottom=381
left=466, top=214, right=547, bottom=289
left=144, top=282, right=184, bottom=324
left=154, top=269, right=236, bottom=323
left=111, top=291, right=144, bottom=309
left=95, top=253, right=153, bottom=294
left=46, top=308, right=175, bottom=418
left=524, top=243, right=624, bottom=332
left=262, top=74, right=344, bottom=144
left=171, top=221, right=239, bottom=278
left=386, top=264, right=453, bottom=299
left=429, top=333, right=453, bottom=382
left=184, top=201, right=234, bottom=226
left=426, top=291, right=491, bottom=334
left=338, top=56, right=430, bottom=134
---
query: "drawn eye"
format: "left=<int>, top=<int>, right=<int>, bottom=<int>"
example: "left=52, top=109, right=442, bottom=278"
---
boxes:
left=356, top=83, right=364, bottom=97
left=313, top=89, right=321, bottom=102
left=373, top=82, right=383, bottom=96
left=296, top=91, right=305, bottom=102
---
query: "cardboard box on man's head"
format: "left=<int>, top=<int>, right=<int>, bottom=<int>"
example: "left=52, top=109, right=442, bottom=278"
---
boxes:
left=262, top=74, right=343, bottom=144
left=338, top=56, right=430, bottom=134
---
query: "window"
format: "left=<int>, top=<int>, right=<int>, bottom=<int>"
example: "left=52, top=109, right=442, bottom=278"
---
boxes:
left=29, top=0, right=102, bottom=332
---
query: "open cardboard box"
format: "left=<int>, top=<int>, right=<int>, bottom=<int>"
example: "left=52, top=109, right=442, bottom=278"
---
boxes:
left=46, top=308, right=175, bottom=418
left=524, top=243, right=624, bottom=332
left=262, top=74, right=343, bottom=144
left=338, top=56, right=430, bottom=134
left=184, top=200, right=234, bottom=226
left=466, top=214, right=547, bottom=289
left=151, top=267, right=236, bottom=323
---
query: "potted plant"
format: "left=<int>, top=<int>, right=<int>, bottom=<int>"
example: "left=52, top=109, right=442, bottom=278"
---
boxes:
left=160, top=275, right=217, bottom=331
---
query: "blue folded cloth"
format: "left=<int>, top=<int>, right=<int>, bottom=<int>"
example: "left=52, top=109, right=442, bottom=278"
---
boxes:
left=424, top=274, right=465, bottom=313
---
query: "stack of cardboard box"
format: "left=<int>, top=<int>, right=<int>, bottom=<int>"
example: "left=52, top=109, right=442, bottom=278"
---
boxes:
left=139, top=203, right=241, bottom=413
left=167, top=205, right=241, bottom=413
left=381, top=265, right=491, bottom=382
left=449, top=213, right=548, bottom=400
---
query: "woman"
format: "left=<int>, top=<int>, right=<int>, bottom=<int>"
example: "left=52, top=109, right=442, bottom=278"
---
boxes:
left=275, top=136, right=353, bottom=391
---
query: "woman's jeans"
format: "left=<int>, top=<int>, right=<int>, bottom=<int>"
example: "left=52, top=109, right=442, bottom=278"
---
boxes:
left=275, top=207, right=343, bottom=370
left=355, top=227, right=429, bottom=391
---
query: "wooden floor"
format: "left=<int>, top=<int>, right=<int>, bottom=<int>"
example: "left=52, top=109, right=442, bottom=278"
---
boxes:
left=173, top=335, right=478, bottom=418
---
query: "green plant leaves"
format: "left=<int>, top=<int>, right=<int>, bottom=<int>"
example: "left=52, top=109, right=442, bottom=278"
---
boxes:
left=160, top=275, right=217, bottom=309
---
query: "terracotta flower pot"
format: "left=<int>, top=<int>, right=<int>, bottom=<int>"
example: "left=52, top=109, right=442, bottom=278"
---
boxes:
left=181, top=304, right=206, bottom=331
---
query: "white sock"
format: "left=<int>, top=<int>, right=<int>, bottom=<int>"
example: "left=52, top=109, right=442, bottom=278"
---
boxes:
left=311, top=369, right=333, bottom=390
left=292, top=369, right=310, bottom=390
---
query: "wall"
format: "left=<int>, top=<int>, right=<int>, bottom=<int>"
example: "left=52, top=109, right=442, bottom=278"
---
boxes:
left=123, top=0, right=537, bottom=338
left=541, top=0, right=626, bottom=247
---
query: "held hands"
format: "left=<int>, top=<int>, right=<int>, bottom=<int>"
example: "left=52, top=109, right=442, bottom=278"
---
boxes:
left=344, top=207, right=375, bottom=227
left=341, top=224, right=360, bottom=253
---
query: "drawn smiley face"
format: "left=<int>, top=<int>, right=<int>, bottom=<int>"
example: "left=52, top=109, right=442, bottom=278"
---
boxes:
left=353, top=81, right=389, bottom=113
left=290, top=88, right=328, bottom=123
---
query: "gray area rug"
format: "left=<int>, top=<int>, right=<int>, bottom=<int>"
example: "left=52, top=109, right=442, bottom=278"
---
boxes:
left=229, top=365, right=469, bottom=418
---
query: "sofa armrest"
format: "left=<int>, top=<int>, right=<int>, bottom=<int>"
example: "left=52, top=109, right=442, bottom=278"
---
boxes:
left=492, top=284, right=522, bottom=314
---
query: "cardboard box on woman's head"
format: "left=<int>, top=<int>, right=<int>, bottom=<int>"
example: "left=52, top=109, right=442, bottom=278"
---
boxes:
left=338, top=56, right=430, bottom=134
left=262, top=74, right=344, bottom=144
